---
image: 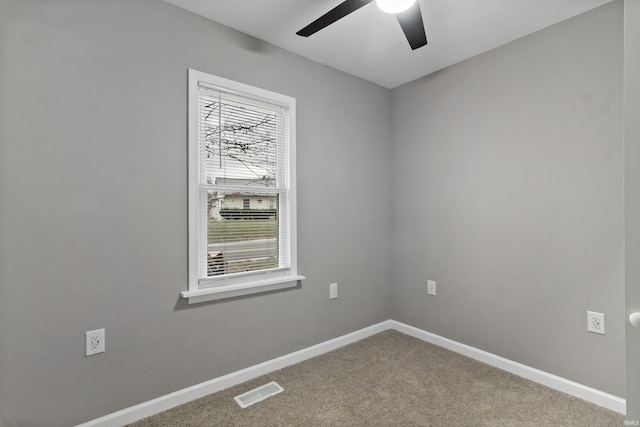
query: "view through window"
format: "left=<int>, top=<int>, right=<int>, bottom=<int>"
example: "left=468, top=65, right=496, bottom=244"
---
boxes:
left=186, top=69, right=299, bottom=300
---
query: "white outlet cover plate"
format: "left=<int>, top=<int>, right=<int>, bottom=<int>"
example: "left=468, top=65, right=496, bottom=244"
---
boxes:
left=86, top=328, right=106, bottom=356
left=427, top=280, right=436, bottom=296
left=587, top=311, right=605, bottom=335
left=329, top=283, right=338, bottom=299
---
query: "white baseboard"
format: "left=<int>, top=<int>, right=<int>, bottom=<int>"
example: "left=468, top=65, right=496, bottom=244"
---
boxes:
left=77, top=319, right=625, bottom=426
left=75, top=321, right=391, bottom=427
left=388, top=320, right=626, bottom=414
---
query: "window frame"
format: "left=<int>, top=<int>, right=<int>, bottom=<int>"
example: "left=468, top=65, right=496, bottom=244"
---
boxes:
left=182, top=69, right=304, bottom=304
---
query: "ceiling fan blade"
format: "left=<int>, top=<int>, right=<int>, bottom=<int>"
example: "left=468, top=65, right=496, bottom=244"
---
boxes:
left=297, top=0, right=373, bottom=37
left=396, top=1, right=427, bottom=50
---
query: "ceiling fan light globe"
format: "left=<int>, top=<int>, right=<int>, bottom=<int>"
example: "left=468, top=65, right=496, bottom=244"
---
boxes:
left=375, top=0, right=416, bottom=14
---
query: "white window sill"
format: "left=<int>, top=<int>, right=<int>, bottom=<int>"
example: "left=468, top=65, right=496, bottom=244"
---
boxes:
left=181, top=275, right=305, bottom=304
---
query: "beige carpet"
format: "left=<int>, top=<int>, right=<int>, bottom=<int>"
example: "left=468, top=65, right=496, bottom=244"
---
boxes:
left=129, top=330, right=624, bottom=426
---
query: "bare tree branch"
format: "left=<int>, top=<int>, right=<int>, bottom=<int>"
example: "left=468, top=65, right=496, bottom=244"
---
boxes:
left=203, top=101, right=277, bottom=183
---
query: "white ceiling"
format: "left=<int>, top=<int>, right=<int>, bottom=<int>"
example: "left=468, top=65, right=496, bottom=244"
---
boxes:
left=163, top=0, right=615, bottom=88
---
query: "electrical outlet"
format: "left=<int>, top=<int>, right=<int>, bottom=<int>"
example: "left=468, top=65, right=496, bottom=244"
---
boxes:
left=86, top=328, right=105, bottom=356
left=427, top=280, right=436, bottom=296
left=329, top=283, right=338, bottom=299
left=587, top=311, right=605, bottom=335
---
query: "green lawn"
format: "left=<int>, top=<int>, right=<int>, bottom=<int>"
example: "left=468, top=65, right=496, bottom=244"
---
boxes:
left=208, top=218, right=277, bottom=243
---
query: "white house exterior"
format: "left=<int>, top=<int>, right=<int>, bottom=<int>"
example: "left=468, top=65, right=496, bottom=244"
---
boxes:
left=209, top=177, right=277, bottom=220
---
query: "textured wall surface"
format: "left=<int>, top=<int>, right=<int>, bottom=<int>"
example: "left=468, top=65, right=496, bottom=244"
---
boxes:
left=390, top=1, right=624, bottom=397
left=625, top=0, right=640, bottom=421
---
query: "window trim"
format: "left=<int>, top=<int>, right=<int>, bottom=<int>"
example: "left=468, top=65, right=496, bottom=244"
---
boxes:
left=182, top=69, right=304, bottom=304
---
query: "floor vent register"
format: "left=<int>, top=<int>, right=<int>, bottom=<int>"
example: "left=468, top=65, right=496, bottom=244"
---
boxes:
left=234, top=381, right=284, bottom=408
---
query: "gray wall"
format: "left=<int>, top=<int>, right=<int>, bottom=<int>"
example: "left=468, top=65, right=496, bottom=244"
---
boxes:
left=625, top=0, right=640, bottom=421
left=0, top=1, right=392, bottom=426
left=390, top=1, right=625, bottom=397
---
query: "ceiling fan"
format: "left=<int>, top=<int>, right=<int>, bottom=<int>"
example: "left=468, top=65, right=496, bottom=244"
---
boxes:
left=296, top=0, right=427, bottom=50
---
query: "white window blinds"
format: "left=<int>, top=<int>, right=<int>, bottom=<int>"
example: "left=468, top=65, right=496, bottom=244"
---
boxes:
left=196, top=83, right=291, bottom=286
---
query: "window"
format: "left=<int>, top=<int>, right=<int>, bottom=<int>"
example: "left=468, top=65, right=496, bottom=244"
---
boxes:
left=182, top=69, right=303, bottom=303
